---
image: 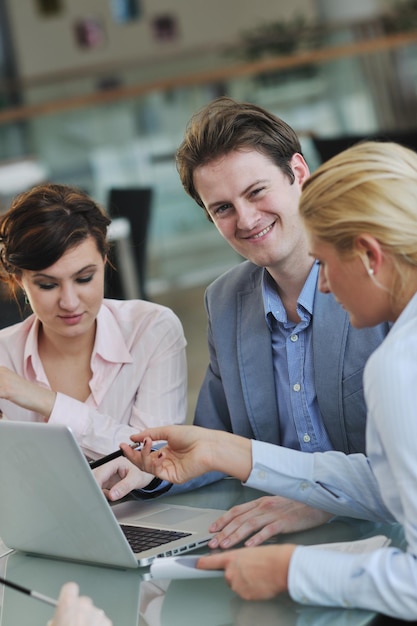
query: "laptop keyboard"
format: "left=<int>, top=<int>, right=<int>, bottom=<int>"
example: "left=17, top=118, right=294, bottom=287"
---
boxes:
left=120, top=524, right=192, bottom=553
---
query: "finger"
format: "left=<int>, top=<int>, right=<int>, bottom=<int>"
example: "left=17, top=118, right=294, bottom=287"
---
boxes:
left=129, top=427, right=169, bottom=444
left=121, top=438, right=154, bottom=468
left=209, top=500, right=258, bottom=533
left=108, top=480, right=133, bottom=501
left=93, top=464, right=122, bottom=487
left=244, top=522, right=285, bottom=546
left=209, top=525, right=254, bottom=549
left=50, top=582, right=79, bottom=622
left=209, top=510, right=275, bottom=549
left=197, top=553, right=229, bottom=570
left=107, top=468, right=146, bottom=501
left=57, top=581, right=79, bottom=607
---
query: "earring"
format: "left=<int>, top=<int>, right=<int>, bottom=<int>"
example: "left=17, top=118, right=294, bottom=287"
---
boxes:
left=368, top=268, right=374, bottom=276
left=23, top=291, right=29, bottom=305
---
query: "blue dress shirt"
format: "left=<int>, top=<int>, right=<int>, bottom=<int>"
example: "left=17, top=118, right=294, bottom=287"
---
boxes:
left=263, top=263, right=333, bottom=452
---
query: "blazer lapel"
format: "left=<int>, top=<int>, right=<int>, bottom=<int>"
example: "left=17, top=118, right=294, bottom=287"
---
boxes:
left=313, top=290, right=350, bottom=449
left=237, top=277, right=280, bottom=444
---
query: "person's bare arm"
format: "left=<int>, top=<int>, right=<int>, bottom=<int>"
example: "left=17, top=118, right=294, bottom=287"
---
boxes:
left=0, top=366, right=56, bottom=418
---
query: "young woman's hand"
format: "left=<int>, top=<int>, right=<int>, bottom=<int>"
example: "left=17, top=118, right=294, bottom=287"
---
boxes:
left=93, top=457, right=154, bottom=501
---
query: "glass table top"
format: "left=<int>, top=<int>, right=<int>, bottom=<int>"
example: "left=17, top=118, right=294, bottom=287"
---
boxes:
left=0, top=478, right=407, bottom=626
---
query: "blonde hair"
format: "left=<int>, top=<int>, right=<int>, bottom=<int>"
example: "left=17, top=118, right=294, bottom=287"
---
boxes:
left=300, top=141, right=417, bottom=297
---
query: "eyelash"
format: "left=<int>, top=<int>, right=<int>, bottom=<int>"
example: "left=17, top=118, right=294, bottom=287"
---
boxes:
left=77, top=275, right=94, bottom=284
left=213, top=204, right=230, bottom=216
left=212, top=188, right=265, bottom=216
left=37, top=275, right=94, bottom=290
left=251, top=187, right=264, bottom=196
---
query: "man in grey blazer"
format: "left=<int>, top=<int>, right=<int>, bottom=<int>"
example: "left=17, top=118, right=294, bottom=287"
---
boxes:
left=96, top=98, right=389, bottom=545
left=173, top=96, right=389, bottom=548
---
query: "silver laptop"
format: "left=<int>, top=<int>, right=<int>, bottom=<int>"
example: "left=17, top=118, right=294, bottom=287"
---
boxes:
left=0, top=421, right=225, bottom=568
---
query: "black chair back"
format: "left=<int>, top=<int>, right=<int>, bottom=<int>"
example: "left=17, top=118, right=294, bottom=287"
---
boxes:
left=107, top=187, right=153, bottom=300
left=312, top=129, right=417, bottom=164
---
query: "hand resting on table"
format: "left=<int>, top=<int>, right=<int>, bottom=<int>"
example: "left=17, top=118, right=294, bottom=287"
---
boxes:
left=207, top=495, right=333, bottom=549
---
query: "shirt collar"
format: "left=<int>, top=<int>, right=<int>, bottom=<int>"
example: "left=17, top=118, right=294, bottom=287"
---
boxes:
left=23, top=304, right=133, bottom=378
left=23, top=316, right=45, bottom=381
left=93, top=304, right=133, bottom=364
left=390, top=290, right=417, bottom=335
left=262, top=262, right=319, bottom=326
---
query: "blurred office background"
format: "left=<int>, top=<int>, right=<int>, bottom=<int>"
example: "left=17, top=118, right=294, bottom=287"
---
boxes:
left=0, top=0, right=416, bottom=419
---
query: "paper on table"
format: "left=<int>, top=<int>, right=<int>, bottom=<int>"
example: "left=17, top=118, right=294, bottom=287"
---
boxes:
left=148, top=555, right=223, bottom=580
left=309, top=534, right=391, bottom=553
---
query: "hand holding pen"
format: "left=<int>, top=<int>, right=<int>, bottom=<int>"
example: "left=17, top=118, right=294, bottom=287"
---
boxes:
left=89, top=442, right=142, bottom=470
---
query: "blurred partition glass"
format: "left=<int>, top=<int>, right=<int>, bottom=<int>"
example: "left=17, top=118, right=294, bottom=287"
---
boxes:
left=0, top=28, right=416, bottom=296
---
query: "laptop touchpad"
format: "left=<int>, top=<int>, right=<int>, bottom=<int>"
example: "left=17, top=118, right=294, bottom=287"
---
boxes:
left=135, top=508, right=201, bottom=526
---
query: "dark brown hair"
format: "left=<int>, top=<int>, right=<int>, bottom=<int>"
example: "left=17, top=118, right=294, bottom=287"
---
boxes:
left=0, top=183, right=111, bottom=298
left=176, top=97, right=302, bottom=219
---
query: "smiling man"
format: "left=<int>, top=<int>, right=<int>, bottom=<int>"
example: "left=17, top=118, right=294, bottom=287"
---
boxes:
left=174, top=97, right=390, bottom=546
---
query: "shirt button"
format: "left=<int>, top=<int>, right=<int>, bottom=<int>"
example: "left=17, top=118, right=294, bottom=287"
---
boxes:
left=257, top=470, right=266, bottom=480
left=300, top=482, right=309, bottom=491
left=303, top=434, right=311, bottom=443
left=293, top=383, right=301, bottom=392
left=290, top=334, right=298, bottom=342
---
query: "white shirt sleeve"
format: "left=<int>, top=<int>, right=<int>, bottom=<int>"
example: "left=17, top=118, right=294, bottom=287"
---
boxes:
left=276, top=298, right=417, bottom=620
left=246, top=440, right=393, bottom=522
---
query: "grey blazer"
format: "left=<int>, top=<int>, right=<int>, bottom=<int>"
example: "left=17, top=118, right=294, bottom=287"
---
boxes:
left=194, top=261, right=390, bottom=454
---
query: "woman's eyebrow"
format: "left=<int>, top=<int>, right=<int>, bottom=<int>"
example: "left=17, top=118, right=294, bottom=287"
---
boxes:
left=32, top=263, right=98, bottom=280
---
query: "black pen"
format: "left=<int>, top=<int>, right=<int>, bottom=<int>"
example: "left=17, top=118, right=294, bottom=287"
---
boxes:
left=89, top=442, right=142, bottom=470
left=0, top=575, right=57, bottom=607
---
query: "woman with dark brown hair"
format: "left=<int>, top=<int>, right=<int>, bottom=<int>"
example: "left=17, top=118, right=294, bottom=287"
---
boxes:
left=0, top=183, right=187, bottom=473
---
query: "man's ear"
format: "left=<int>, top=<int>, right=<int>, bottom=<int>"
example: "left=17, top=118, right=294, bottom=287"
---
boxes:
left=291, top=153, right=310, bottom=186
left=355, top=234, right=383, bottom=276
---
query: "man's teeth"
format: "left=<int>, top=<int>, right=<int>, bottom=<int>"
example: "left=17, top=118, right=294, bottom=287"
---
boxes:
left=253, top=224, right=273, bottom=239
